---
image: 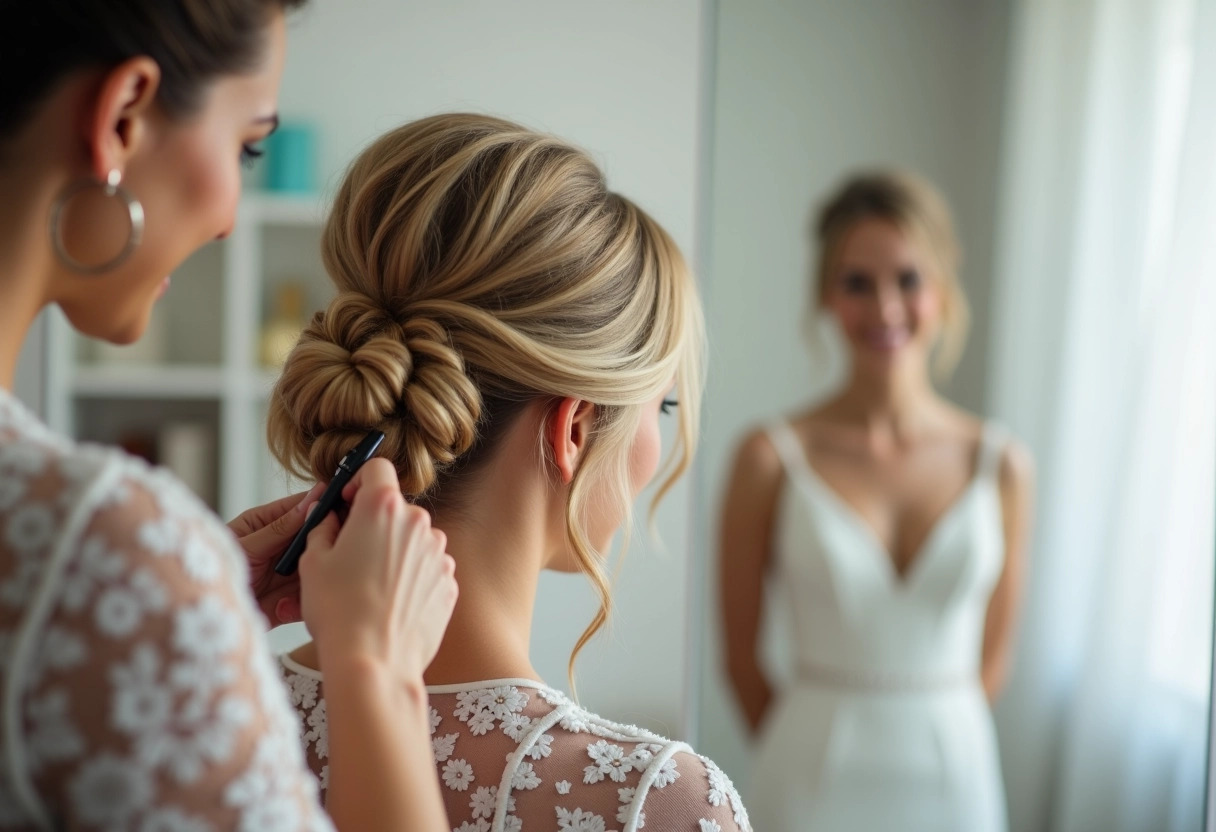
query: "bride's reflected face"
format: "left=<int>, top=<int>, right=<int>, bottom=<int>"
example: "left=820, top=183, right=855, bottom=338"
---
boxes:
left=822, top=218, right=943, bottom=375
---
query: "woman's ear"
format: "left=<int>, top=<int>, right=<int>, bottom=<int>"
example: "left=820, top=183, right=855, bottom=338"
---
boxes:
left=82, top=57, right=161, bottom=180
left=548, top=397, right=597, bottom=485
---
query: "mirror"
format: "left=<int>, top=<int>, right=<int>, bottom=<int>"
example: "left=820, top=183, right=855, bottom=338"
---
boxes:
left=694, top=2, right=1216, bottom=832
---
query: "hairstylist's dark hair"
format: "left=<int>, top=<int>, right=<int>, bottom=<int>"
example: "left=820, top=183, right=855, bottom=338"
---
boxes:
left=0, top=0, right=306, bottom=142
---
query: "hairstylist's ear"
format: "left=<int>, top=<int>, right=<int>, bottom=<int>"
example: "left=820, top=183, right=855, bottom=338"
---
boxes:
left=549, top=398, right=596, bottom=485
left=83, top=57, right=161, bottom=180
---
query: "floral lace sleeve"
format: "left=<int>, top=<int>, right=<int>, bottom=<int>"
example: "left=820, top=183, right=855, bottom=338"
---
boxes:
left=0, top=441, right=332, bottom=831
left=637, top=752, right=750, bottom=832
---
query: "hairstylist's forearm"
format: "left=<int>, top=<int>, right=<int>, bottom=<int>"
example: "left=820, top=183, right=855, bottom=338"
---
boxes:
left=322, top=655, right=447, bottom=831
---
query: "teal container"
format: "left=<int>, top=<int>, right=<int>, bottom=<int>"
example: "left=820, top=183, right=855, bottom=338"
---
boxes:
left=264, top=123, right=318, bottom=193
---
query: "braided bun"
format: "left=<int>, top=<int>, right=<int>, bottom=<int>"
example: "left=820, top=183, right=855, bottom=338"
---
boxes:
left=268, top=291, right=481, bottom=496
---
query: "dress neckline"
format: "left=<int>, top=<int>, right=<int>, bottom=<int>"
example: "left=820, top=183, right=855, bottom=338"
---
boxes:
left=769, top=420, right=997, bottom=590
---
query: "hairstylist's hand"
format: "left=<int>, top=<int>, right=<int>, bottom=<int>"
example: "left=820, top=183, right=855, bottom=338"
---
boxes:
left=299, top=458, right=458, bottom=682
left=227, top=482, right=326, bottom=626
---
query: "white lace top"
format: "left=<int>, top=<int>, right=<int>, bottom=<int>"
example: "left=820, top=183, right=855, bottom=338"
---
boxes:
left=0, top=388, right=333, bottom=831
left=281, top=657, right=752, bottom=832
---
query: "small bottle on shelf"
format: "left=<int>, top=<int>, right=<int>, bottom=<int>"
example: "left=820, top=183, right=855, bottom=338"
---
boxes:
left=259, top=282, right=308, bottom=368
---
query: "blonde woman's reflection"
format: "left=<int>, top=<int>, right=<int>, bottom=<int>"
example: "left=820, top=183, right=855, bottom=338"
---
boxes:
left=719, top=172, right=1034, bottom=832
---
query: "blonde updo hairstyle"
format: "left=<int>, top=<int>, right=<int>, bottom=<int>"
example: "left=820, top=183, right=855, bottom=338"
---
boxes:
left=268, top=114, right=705, bottom=676
left=813, top=170, right=969, bottom=380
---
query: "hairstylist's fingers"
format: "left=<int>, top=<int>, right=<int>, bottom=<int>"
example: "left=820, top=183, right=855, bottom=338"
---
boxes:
left=300, top=504, right=340, bottom=566
left=237, top=482, right=326, bottom=563
left=340, top=457, right=403, bottom=505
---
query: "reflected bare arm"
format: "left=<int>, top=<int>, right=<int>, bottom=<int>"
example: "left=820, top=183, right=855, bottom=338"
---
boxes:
left=981, top=440, right=1035, bottom=700
left=719, top=429, right=784, bottom=734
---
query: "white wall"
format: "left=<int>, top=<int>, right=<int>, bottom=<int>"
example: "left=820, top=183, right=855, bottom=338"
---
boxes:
left=694, top=0, right=1012, bottom=789
left=270, top=0, right=709, bottom=735
left=13, top=315, right=47, bottom=416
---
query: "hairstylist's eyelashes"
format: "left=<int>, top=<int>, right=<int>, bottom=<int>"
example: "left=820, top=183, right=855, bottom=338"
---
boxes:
left=660, top=398, right=679, bottom=416
left=240, top=143, right=265, bottom=168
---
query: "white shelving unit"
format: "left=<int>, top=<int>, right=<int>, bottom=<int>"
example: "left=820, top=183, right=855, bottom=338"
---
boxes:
left=46, top=192, right=331, bottom=521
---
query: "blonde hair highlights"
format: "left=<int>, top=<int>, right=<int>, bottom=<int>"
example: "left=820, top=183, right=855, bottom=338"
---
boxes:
left=267, top=114, right=705, bottom=681
left=812, top=170, right=969, bottom=381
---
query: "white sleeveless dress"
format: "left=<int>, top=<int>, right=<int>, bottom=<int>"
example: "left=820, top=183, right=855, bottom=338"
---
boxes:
left=747, top=421, right=1008, bottom=832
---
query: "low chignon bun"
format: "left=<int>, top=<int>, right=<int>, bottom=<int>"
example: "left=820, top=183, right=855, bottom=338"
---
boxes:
left=268, top=291, right=481, bottom=496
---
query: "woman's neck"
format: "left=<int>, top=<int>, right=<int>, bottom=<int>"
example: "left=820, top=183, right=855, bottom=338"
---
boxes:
left=0, top=166, right=54, bottom=390
left=824, top=360, right=946, bottom=442
left=422, top=502, right=548, bottom=686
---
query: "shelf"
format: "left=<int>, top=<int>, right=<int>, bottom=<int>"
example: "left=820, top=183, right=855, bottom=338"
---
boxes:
left=240, top=192, right=328, bottom=226
left=72, top=365, right=229, bottom=399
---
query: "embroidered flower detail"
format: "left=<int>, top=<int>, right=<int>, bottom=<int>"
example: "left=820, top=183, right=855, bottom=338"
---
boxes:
left=556, top=806, right=608, bottom=832
left=442, top=758, right=475, bottom=791
left=702, top=757, right=748, bottom=827
left=561, top=711, right=592, bottom=733
left=110, top=643, right=255, bottom=785
left=699, top=821, right=722, bottom=832
left=469, top=784, right=513, bottom=820
left=616, top=787, right=644, bottom=827
left=111, top=656, right=173, bottom=736
left=26, top=688, right=84, bottom=771
left=287, top=673, right=320, bottom=711
left=468, top=710, right=496, bottom=736
left=433, top=733, right=459, bottom=763
left=503, top=815, right=523, bottom=832
left=651, top=757, right=680, bottom=789
left=527, top=732, right=555, bottom=760
left=95, top=586, right=146, bottom=638
left=453, top=821, right=490, bottom=832
left=137, top=515, right=182, bottom=555
left=28, top=626, right=86, bottom=687
left=470, top=785, right=496, bottom=819
left=584, top=740, right=635, bottom=784
left=68, top=754, right=154, bottom=827
left=556, top=780, right=572, bottom=795
left=429, top=706, right=442, bottom=735
left=179, top=534, right=223, bottom=584
left=61, top=536, right=125, bottom=611
left=538, top=687, right=568, bottom=706
left=303, top=699, right=329, bottom=760
left=480, top=685, right=527, bottom=719
left=6, top=503, right=55, bottom=554
left=512, top=761, right=542, bottom=790
left=454, top=690, right=483, bottom=721
left=502, top=712, right=533, bottom=742
left=628, top=745, right=655, bottom=768
left=174, top=595, right=243, bottom=660
left=130, top=568, right=168, bottom=612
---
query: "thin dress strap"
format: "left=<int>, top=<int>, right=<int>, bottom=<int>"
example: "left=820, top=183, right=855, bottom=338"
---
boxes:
left=975, top=422, right=1009, bottom=482
left=764, top=421, right=816, bottom=489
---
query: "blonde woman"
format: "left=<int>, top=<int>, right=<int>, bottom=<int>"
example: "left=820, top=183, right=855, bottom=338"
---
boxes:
left=0, top=1, right=458, bottom=829
left=719, top=172, right=1034, bottom=831
left=272, top=113, right=750, bottom=832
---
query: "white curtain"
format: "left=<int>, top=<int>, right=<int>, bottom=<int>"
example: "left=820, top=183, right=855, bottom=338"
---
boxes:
left=987, top=0, right=1216, bottom=831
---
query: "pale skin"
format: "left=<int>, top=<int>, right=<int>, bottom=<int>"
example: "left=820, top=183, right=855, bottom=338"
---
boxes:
left=0, top=14, right=457, bottom=831
left=290, top=390, right=675, bottom=688
left=720, top=218, right=1034, bottom=734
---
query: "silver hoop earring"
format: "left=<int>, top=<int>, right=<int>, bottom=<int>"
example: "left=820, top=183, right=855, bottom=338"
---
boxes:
left=49, top=168, right=145, bottom=274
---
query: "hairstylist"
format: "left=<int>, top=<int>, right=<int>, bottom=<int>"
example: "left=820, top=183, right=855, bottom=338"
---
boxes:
left=0, top=2, right=457, bottom=829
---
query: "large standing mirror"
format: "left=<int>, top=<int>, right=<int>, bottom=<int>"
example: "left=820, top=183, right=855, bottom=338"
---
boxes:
left=693, top=1, right=1216, bottom=831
